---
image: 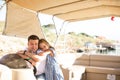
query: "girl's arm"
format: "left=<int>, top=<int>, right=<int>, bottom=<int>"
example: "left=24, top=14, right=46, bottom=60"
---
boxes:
left=38, top=49, right=54, bottom=57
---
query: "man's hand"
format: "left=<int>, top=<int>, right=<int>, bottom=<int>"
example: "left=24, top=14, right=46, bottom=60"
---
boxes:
left=16, top=50, right=24, bottom=54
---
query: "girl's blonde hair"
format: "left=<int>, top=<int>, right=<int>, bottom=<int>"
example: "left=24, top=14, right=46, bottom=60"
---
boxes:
left=38, top=39, right=54, bottom=49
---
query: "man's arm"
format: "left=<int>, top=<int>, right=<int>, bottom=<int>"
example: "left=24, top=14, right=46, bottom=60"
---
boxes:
left=23, top=51, right=39, bottom=62
left=17, top=50, right=29, bottom=59
left=17, top=50, right=39, bottom=65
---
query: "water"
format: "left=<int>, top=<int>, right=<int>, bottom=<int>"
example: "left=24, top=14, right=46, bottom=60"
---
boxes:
left=97, top=49, right=120, bottom=56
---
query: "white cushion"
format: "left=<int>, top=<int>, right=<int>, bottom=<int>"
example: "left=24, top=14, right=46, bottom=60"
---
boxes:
left=0, top=64, right=12, bottom=80
left=11, top=69, right=36, bottom=80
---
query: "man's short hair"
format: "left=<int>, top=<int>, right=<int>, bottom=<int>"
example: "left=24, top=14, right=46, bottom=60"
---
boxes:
left=28, top=35, right=39, bottom=41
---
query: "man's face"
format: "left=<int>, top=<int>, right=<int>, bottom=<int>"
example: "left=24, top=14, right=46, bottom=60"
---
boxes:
left=28, top=39, right=39, bottom=53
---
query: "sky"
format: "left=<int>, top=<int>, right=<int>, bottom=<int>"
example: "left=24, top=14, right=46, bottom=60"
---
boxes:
left=1, top=1, right=120, bottom=41
left=39, top=13, right=120, bottom=41
left=0, top=1, right=6, bottom=21
left=67, top=17, right=120, bottom=41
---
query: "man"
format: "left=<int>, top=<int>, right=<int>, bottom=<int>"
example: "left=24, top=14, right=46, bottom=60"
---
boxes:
left=27, top=34, right=39, bottom=53
left=17, top=34, right=45, bottom=80
left=17, top=34, right=40, bottom=65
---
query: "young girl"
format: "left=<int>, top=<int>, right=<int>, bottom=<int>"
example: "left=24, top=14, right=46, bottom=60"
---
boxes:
left=37, top=39, right=54, bottom=57
left=36, top=39, right=64, bottom=80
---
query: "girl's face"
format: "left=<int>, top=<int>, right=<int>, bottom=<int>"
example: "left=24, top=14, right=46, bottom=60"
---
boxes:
left=39, top=43, right=49, bottom=51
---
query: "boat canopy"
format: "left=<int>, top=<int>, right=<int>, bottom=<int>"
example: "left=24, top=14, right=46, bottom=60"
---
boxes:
left=3, top=0, right=120, bottom=38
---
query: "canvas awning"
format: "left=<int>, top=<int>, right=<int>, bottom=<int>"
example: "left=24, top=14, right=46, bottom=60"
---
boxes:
left=3, top=0, right=120, bottom=38
left=6, top=0, right=120, bottom=21
left=3, top=1, right=44, bottom=38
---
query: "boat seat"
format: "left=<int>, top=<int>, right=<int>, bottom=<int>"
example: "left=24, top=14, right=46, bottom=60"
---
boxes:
left=0, top=64, right=36, bottom=80
left=61, top=53, right=120, bottom=80
left=11, top=69, right=36, bottom=80
left=69, top=65, right=85, bottom=80
left=83, top=66, right=120, bottom=80
left=85, top=66, right=120, bottom=75
left=0, top=64, right=12, bottom=80
left=61, top=65, right=85, bottom=80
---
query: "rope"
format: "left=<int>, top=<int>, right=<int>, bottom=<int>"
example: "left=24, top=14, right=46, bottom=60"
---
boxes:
left=54, top=21, right=66, bottom=47
left=52, top=15, right=67, bottom=47
left=36, top=12, right=46, bottom=39
left=52, top=15, right=58, bottom=38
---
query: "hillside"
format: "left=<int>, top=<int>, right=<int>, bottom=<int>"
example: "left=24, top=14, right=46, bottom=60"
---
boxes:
left=0, top=35, right=27, bottom=56
left=0, top=23, right=116, bottom=56
left=41, top=24, right=115, bottom=53
left=0, top=21, right=4, bottom=33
